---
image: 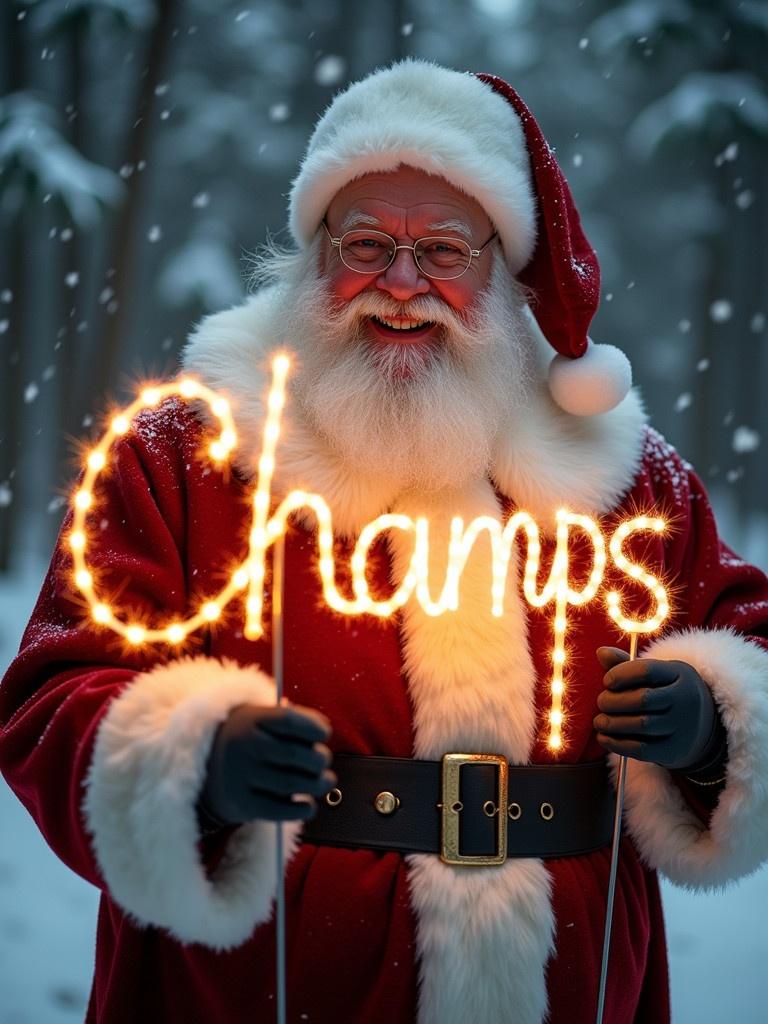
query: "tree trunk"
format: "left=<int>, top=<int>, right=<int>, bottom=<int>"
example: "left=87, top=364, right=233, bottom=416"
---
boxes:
left=80, top=0, right=178, bottom=416
left=47, top=19, right=87, bottom=552
left=0, top=4, right=26, bottom=571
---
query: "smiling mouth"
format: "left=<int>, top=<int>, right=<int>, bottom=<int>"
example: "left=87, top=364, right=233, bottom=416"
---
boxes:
left=368, top=315, right=437, bottom=339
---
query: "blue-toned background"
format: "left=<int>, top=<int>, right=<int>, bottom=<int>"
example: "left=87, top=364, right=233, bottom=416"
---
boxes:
left=1, top=0, right=766, bottom=1020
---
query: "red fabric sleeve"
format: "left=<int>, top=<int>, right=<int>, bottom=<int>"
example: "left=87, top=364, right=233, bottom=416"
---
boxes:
left=0, top=400, right=201, bottom=888
left=642, top=429, right=768, bottom=821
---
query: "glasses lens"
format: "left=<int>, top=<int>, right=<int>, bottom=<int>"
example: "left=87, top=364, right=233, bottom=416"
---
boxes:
left=415, top=238, right=472, bottom=280
left=339, top=230, right=395, bottom=273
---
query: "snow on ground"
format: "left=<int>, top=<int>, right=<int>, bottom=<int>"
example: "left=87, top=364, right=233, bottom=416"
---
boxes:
left=1, top=555, right=767, bottom=1022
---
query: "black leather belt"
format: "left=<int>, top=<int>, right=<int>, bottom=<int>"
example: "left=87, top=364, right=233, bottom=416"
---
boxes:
left=302, top=753, right=614, bottom=865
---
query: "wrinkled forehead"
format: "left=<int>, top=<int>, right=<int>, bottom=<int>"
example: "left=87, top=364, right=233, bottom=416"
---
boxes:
left=326, top=166, right=494, bottom=236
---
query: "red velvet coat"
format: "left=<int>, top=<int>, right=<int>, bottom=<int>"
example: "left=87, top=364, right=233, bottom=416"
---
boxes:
left=2, top=306, right=768, bottom=1024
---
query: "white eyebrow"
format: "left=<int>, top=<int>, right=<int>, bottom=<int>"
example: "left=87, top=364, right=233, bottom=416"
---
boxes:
left=425, top=219, right=473, bottom=240
left=338, top=211, right=474, bottom=240
left=339, top=210, right=383, bottom=232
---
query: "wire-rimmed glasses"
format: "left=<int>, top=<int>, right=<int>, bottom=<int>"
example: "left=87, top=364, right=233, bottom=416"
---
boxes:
left=322, top=219, right=498, bottom=281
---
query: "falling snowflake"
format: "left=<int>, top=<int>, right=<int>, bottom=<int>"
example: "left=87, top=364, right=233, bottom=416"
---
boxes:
left=42, top=364, right=56, bottom=381
left=0, top=289, right=11, bottom=302
left=60, top=227, right=73, bottom=241
left=314, top=56, right=346, bottom=87
left=735, top=190, right=754, bottom=210
left=732, top=427, right=761, bottom=454
left=714, top=142, right=739, bottom=166
left=0, top=320, right=8, bottom=334
left=269, top=103, right=290, bottom=123
left=674, top=393, right=692, bottom=412
left=147, top=225, right=162, bottom=243
left=235, top=10, right=250, bottom=21
left=159, top=110, right=171, bottom=121
left=119, top=164, right=134, bottom=179
left=750, top=313, right=765, bottom=332
left=401, top=22, right=413, bottom=36
left=0, top=483, right=12, bottom=508
left=696, top=358, right=710, bottom=372
left=47, top=495, right=66, bottom=513
left=24, top=382, right=39, bottom=404
left=99, top=287, right=114, bottom=304
left=678, top=319, right=691, bottom=333
left=155, top=82, right=170, bottom=97
left=82, top=414, right=93, bottom=427
left=578, top=37, right=589, bottom=49
left=65, top=272, right=79, bottom=288
left=192, top=192, right=210, bottom=209
left=572, top=153, right=583, bottom=167
left=726, top=468, right=744, bottom=484
left=710, top=299, right=732, bottom=323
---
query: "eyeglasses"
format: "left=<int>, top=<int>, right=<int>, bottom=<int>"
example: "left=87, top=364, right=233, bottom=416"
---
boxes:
left=321, top=219, right=498, bottom=281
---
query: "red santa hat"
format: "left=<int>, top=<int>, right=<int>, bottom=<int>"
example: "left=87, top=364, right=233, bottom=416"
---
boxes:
left=289, top=59, right=632, bottom=416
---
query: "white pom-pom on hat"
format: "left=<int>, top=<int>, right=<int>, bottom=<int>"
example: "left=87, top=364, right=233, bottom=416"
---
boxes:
left=548, top=341, right=633, bottom=417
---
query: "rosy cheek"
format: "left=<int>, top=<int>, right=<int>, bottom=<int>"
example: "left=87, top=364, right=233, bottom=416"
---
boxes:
left=433, top=281, right=475, bottom=311
left=327, top=268, right=372, bottom=303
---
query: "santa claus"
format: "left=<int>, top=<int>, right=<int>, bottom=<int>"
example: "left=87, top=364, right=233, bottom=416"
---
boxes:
left=2, top=60, right=767, bottom=1024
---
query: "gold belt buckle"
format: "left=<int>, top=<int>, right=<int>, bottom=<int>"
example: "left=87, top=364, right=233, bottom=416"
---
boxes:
left=440, top=753, right=508, bottom=866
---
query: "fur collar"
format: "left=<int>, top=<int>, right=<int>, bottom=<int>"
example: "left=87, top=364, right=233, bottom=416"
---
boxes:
left=182, top=285, right=647, bottom=536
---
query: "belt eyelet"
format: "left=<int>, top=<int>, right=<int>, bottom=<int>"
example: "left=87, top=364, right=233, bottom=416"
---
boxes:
left=508, top=802, right=522, bottom=821
left=325, top=788, right=343, bottom=807
left=540, top=801, right=554, bottom=821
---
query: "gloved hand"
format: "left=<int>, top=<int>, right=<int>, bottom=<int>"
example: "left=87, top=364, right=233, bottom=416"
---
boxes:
left=593, top=647, right=723, bottom=772
left=198, top=703, right=336, bottom=826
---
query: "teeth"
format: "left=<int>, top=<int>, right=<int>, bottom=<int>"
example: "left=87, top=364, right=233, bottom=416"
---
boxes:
left=374, top=316, right=430, bottom=331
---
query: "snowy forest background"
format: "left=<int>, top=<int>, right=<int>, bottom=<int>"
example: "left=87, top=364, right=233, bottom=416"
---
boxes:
left=0, top=0, right=766, bottom=1021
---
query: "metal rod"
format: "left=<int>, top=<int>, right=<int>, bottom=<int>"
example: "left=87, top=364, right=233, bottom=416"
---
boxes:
left=596, top=632, right=638, bottom=1024
left=272, top=535, right=286, bottom=1024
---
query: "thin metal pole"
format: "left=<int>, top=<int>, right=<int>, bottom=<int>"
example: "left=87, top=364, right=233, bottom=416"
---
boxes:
left=272, top=535, right=286, bottom=1024
left=596, top=632, right=638, bottom=1024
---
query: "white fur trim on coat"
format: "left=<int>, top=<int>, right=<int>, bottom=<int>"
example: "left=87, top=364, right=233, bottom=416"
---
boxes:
left=84, top=656, right=301, bottom=949
left=620, top=628, right=768, bottom=889
left=288, top=59, right=537, bottom=274
left=389, top=481, right=554, bottom=1024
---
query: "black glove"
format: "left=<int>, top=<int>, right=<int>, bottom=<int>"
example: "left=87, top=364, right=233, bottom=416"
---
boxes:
left=198, top=703, right=336, bottom=827
left=593, top=647, right=725, bottom=772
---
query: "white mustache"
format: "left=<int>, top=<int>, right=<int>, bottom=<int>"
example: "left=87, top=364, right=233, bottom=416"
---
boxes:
left=330, top=292, right=472, bottom=335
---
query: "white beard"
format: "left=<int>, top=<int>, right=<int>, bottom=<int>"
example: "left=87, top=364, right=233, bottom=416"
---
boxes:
left=266, top=243, right=535, bottom=494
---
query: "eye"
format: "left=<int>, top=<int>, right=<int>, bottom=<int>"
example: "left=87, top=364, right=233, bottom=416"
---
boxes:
left=422, top=241, right=464, bottom=255
left=349, top=237, right=385, bottom=250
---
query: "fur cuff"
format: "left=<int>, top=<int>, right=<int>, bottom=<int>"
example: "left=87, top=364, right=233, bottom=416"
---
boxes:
left=619, top=628, right=768, bottom=889
left=84, top=656, right=301, bottom=949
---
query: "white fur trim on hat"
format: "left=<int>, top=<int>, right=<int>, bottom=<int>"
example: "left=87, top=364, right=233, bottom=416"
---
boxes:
left=289, top=59, right=537, bottom=273
left=548, top=340, right=632, bottom=416
left=84, top=655, right=302, bottom=950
